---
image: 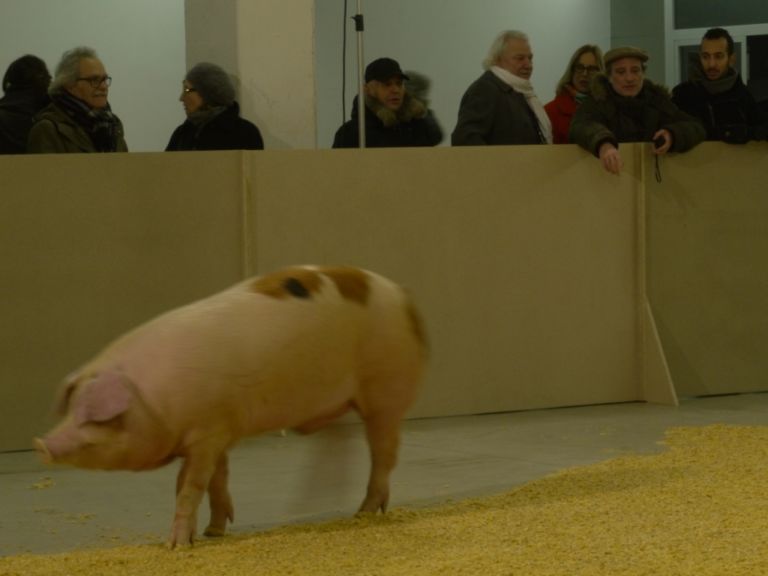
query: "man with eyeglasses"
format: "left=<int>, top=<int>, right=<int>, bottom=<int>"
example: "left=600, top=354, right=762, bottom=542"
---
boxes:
left=544, top=45, right=604, bottom=144
left=28, top=46, right=127, bottom=153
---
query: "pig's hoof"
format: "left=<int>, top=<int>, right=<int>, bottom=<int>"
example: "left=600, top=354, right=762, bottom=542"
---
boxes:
left=203, top=525, right=226, bottom=538
left=168, top=540, right=193, bottom=551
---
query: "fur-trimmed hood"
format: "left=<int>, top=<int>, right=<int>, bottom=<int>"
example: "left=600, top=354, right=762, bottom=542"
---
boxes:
left=351, top=92, right=428, bottom=128
left=590, top=74, right=671, bottom=104
left=569, top=72, right=706, bottom=155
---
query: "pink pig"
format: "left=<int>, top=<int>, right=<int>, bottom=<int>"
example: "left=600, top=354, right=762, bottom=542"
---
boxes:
left=34, top=265, right=427, bottom=547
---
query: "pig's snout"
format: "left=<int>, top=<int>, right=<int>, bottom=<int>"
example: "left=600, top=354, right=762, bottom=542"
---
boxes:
left=34, top=431, right=79, bottom=465
left=34, top=437, right=54, bottom=464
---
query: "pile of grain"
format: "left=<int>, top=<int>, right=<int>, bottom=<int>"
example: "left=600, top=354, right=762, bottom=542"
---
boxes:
left=2, top=424, right=767, bottom=576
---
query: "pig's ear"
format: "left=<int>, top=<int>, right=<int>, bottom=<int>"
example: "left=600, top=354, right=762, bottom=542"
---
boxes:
left=55, top=371, right=81, bottom=416
left=73, top=370, right=133, bottom=425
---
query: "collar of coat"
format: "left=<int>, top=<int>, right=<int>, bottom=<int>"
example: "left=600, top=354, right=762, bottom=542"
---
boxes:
left=365, top=92, right=428, bottom=128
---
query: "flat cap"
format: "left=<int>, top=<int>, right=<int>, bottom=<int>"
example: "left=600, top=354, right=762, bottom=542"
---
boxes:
left=604, top=46, right=649, bottom=68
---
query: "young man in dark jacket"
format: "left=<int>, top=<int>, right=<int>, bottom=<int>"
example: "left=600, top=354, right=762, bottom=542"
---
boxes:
left=672, top=28, right=767, bottom=143
left=332, top=58, right=443, bottom=148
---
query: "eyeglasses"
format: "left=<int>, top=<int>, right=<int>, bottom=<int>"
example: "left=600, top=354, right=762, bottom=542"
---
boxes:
left=76, top=75, right=112, bottom=87
left=573, top=64, right=600, bottom=75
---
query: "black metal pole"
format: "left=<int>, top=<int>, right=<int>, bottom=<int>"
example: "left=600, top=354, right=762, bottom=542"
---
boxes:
left=352, top=2, right=365, bottom=148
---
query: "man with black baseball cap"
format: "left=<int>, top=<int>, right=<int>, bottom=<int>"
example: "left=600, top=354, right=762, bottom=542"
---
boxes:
left=332, top=57, right=443, bottom=148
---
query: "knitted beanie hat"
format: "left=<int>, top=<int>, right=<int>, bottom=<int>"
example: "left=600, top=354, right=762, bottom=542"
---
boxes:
left=185, top=62, right=236, bottom=107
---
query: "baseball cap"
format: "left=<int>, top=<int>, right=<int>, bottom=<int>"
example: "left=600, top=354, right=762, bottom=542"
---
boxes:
left=365, top=58, right=410, bottom=83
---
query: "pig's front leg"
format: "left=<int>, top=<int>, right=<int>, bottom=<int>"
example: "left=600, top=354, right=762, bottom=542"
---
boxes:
left=170, top=450, right=219, bottom=548
left=203, top=452, right=234, bottom=537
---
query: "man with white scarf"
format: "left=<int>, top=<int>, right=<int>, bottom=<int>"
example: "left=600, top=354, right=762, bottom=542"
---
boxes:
left=452, top=30, right=552, bottom=146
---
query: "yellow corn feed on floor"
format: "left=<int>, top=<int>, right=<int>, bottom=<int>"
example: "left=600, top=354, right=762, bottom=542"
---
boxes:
left=2, top=424, right=767, bottom=576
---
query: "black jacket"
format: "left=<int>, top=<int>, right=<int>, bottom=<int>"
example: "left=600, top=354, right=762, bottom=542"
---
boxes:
left=166, top=102, right=264, bottom=151
left=570, top=75, right=705, bottom=155
left=0, top=88, right=50, bottom=154
left=333, top=94, right=443, bottom=148
left=672, top=71, right=767, bottom=142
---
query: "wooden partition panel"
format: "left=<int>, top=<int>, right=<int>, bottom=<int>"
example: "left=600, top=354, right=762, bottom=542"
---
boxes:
left=645, top=142, right=768, bottom=397
left=248, top=146, right=645, bottom=418
left=0, top=145, right=655, bottom=451
left=0, top=152, right=245, bottom=451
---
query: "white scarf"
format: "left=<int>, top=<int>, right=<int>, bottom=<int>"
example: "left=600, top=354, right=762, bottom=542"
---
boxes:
left=491, top=66, right=553, bottom=144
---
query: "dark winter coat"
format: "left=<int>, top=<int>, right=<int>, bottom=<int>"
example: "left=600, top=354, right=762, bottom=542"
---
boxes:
left=0, top=88, right=50, bottom=154
left=332, top=93, right=443, bottom=148
left=672, top=69, right=767, bottom=142
left=166, top=102, right=264, bottom=151
left=569, top=75, right=705, bottom=156
left=27, top=100, right=128, bottom=154
left=452, top=70, right=545, bottom=146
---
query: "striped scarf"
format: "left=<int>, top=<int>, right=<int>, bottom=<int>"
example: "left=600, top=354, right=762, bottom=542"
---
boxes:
left=51, top=91, right=122, bottom=152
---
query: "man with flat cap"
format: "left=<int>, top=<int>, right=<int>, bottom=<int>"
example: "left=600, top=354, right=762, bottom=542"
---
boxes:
left=569, top=46, right=705, bottom=175
left=332, top=57, right=443, bottom=148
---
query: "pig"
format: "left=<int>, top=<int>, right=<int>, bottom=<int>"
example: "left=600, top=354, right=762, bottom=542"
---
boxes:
left=34, top=265, right=427, bottom=548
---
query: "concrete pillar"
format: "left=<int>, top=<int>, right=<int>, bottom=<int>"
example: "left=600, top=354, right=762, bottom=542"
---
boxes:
left=184, top=0, right=317, bottom=149
left=610, top=0, right=668, bottom=83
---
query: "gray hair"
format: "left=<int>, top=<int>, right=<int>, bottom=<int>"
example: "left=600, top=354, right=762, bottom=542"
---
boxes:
left=482, top=30, right=529, bottom=70
left=50, top=46, right=99, bottom=94
left=185, top=62, right=236, bottom=108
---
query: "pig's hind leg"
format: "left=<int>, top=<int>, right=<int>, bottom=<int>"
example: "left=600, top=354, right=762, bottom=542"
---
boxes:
left=357, top=412, right=402, bottom=515
left=203, top=452, right=234, bottom=537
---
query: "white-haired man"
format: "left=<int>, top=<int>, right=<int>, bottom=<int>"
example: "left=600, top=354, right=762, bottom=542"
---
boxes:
left=452, top=30, right=552, bottom=146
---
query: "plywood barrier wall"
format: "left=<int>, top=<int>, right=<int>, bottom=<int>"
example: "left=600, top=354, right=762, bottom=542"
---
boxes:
left=645, top=142, right=768, bottom=397
left=13, top=143, right=765, bottom=451
left=248, top=146, right=647, bottom=418
left=1, top=152, right=247, bottom=452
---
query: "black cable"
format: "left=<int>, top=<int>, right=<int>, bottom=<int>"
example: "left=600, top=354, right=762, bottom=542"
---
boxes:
left=655, top=155, right=662, bottom=183
left=342, top=0, right=348, bottom=124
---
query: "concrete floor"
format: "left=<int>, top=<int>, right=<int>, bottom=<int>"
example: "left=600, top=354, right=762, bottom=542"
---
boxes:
left=2, top=393, right=767, bottom=557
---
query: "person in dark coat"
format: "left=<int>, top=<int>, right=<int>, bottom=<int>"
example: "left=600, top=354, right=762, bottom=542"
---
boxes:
left=452, top=30, right=552, bottom=146
left=166, top=62, right=264, bottom=151
left=332, top=57, right=443, bottom=148
left=0, top=55, right=51, bottom=154
left=570, top=46, right=705, bottom=175
left=27, top=46, right=127, bottom=154
left=672, top=27, right=767, bottom=143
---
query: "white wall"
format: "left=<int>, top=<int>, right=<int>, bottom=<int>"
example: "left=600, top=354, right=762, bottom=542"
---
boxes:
left=315, top=0, right=612, bottom=148
left=0, top=0, right=185, bottom=151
